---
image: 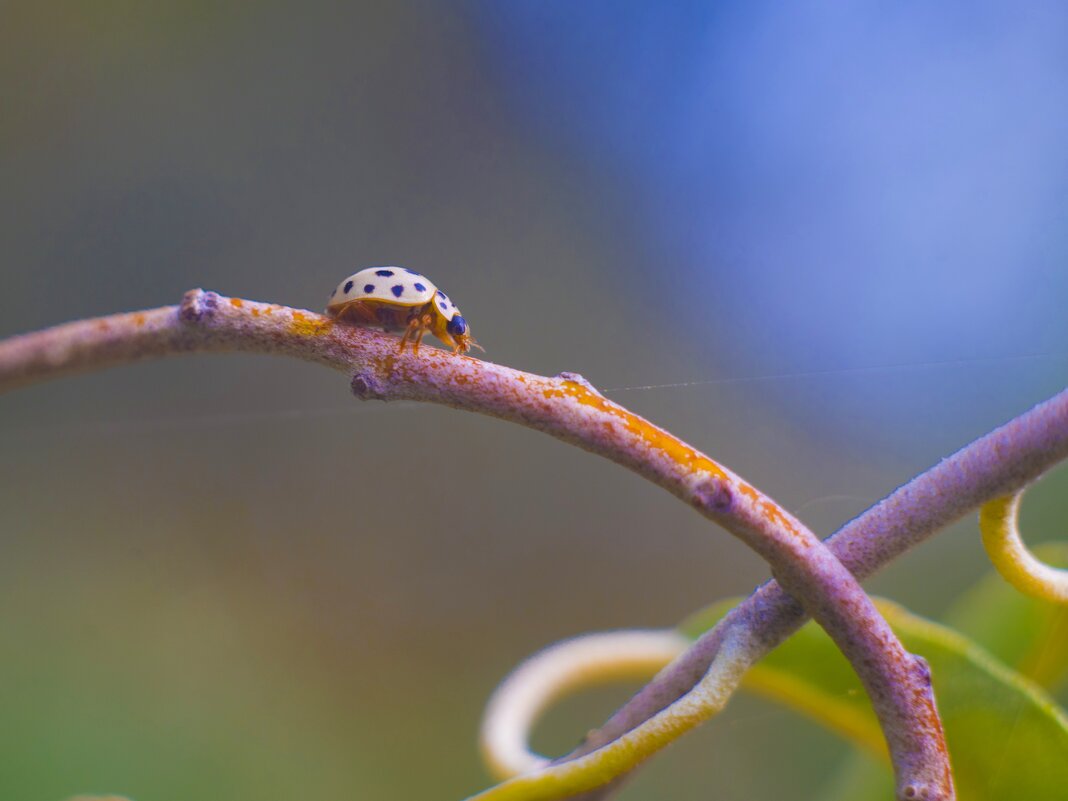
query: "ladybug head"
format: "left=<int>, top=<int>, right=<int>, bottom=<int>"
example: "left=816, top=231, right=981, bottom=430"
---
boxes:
left=446, top=315, right=467, bottom=337
left=445, top=315, right=482, bottom=354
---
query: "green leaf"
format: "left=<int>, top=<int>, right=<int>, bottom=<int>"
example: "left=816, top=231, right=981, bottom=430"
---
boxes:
left=946, top=542, right=1068, bottom=691
left=680, top=596, right=1068, bottom=800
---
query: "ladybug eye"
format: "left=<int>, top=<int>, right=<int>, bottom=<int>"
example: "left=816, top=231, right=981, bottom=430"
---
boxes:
left=446, top=315, right=467, bottom=336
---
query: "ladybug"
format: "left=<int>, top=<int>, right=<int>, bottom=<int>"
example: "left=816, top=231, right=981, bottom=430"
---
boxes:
left=325, top=267, right=481, bottom=355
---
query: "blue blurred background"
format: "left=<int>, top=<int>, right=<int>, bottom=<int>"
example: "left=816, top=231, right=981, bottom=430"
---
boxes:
left=2, top=3, right=1066, bottom=799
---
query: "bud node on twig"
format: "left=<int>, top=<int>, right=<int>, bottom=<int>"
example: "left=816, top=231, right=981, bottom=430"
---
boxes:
left=178, top=289, right=219, bottom=323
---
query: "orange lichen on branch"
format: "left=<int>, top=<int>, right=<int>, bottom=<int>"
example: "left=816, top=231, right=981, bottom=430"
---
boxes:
left=288, top=310, right=334, bottom=337
left=544, top=379, right=729, bottom=481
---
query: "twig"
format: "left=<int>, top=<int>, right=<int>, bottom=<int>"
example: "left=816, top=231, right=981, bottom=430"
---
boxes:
left=0, top=290, right=953, bottom=801
left=566, top=385, right=1068, bottom=800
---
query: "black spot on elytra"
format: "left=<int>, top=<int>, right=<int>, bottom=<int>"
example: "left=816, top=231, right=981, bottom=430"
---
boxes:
left=344, top=280, right=354, bottom=294
left=405, top=268, right=421, bottom=276
left=414, top=282, right=426, bottom=292
left=392, top=285, right=404, bottom=297
left=364, top=284, right=374, bottom=293
left=375, top=269, right=394, bottom=277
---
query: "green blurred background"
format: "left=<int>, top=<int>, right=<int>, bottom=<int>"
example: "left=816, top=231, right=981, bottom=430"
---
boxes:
left=2, top=3, right=1066, bottom=800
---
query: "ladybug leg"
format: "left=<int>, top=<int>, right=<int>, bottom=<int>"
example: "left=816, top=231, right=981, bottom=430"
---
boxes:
left=411, top=313, right=433, bottom=353
left=399, top=313, right=434, bottom=353
left=398, top=316, right=421, bottom=352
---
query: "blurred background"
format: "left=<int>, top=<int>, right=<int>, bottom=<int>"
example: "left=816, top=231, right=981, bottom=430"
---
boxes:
left=2, top=2, right=1067, bottom=799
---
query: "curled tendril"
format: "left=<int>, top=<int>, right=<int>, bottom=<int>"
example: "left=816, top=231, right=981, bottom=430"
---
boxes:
left=479, top=630, right=688, bottom=781
left=980, top=491, right=1068, bottom=604
left=467, top=628, right=754, bottom=801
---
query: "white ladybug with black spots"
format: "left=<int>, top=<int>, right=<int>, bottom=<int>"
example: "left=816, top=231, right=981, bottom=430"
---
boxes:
left=325, top=267, right=481, bottom=355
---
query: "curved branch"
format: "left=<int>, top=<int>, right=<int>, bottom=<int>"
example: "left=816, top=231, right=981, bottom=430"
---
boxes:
left=0, top=290, right=952, bottom=801
left=566, top=386, right=1068, bottom=800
